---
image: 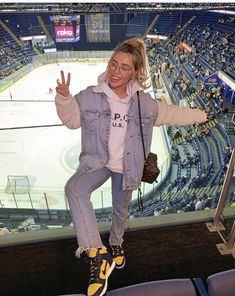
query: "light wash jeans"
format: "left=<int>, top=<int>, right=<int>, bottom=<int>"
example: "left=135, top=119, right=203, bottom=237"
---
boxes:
left=65, top=166, right=132, bottom=256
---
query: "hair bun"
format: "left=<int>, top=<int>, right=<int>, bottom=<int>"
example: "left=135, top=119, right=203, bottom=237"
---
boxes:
left=126, top=38, right=143, bottom=50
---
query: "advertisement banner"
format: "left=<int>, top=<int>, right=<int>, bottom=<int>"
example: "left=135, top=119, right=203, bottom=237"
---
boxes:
left=55, top=26, right=74, bottom=38
left=50, top=15, right=80, bottom=43
left=85, top=13, right=110, bottom=42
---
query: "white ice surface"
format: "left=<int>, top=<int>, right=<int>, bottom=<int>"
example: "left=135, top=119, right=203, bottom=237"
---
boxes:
left=0, top=62, right=168, bottom=209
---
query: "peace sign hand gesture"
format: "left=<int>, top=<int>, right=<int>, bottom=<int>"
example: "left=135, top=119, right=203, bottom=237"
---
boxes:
left=56, top=70, right=71, bottom=97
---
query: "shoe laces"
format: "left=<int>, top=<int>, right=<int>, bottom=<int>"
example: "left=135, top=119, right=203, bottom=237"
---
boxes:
left=111, top=245, right=123, bottom=257
left=86, top=255, right=101, bottom=283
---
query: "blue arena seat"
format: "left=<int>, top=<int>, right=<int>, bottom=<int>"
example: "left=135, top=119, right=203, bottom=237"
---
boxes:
left=207, top=269, right=235, bottom=296
left=106, top=279, right=202, bottom=296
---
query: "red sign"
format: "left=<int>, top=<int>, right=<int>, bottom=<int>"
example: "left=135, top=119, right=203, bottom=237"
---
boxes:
left=175, top=42, right=193, bottom=53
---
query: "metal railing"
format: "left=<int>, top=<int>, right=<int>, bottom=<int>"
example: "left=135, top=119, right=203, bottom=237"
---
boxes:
left=206, top=148, right=235, bottom=256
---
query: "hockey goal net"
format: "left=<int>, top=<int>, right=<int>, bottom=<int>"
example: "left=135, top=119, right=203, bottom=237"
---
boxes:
left=5, top=175, right=31, bottom=194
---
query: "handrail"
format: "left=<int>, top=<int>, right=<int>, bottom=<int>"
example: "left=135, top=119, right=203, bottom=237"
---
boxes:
left=212, top=148, right=234, bottom=228
left=206, top=148, right=235, bottom=255
left=227, top=220, right=235, bottom=250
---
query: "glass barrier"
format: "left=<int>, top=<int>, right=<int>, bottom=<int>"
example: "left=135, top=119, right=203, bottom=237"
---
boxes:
left=0, top=51, right=234, bottom=240
left=0, top=123, right=170, bottom=210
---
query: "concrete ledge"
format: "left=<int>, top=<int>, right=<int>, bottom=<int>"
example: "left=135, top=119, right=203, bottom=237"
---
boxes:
left=0, top=207, right=234, bottom=248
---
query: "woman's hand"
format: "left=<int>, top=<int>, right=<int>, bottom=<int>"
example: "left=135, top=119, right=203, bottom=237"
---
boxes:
left=56, top=70, right=71, bottom=97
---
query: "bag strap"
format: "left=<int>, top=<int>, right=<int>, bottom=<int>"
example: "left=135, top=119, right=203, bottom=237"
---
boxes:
left=137, top=188, right=143, bottom=211
left=137, top=91, right=145, bottom=212
left=137, top=91, right=147, bottom=161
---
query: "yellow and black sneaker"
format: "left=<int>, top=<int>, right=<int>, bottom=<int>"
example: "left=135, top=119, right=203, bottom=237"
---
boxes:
left=110, top=245, right=125, bottom=269
left=87, top=247, right=115, bottom=296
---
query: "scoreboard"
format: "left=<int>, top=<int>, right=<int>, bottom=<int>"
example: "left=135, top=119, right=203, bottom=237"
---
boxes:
left=50, top=15, right=80, bottom=43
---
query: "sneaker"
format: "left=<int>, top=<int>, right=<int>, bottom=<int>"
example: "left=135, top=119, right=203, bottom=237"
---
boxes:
left=86, top=247, right=115, bottom=296
left=110, top=245, right=125, bottom=269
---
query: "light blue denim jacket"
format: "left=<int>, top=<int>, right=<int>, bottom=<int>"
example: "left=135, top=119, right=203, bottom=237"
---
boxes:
left=75, top=86, right=157, bottom=190
left=55, top=75, right=207, bottom=190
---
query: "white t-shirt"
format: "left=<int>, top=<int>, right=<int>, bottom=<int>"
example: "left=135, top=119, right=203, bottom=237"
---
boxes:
left=100, top=81, right=132, bottom=173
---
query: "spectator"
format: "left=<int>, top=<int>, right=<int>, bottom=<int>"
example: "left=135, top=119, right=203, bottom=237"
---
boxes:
left=55, top=38, right=208, bottom=296
left=204, top=196, right=213, bottom=209
left=0, top=223, right=10, bottom=235
left=195, top=198, right=204, bottom=211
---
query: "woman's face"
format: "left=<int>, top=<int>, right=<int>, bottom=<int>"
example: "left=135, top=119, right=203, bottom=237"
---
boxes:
left=107, top=51, right=135, bottom=96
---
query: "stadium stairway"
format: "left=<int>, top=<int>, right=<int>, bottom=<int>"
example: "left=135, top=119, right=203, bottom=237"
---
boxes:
left=37, top=15, right=54, bottom=44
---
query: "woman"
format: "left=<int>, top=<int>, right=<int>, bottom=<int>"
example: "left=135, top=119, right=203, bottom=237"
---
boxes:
left=55, top=38, right=207, bottom=296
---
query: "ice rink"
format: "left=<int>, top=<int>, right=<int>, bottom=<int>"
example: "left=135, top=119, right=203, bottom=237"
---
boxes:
left=0, top=62, right=169, bottom=210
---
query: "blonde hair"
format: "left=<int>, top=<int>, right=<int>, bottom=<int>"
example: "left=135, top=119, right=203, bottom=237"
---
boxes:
left=110, top=38, right=151, bottom=89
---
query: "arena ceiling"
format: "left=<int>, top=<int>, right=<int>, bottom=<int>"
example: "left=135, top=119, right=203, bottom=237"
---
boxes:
left=0, top=2, right=234, bottom=14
